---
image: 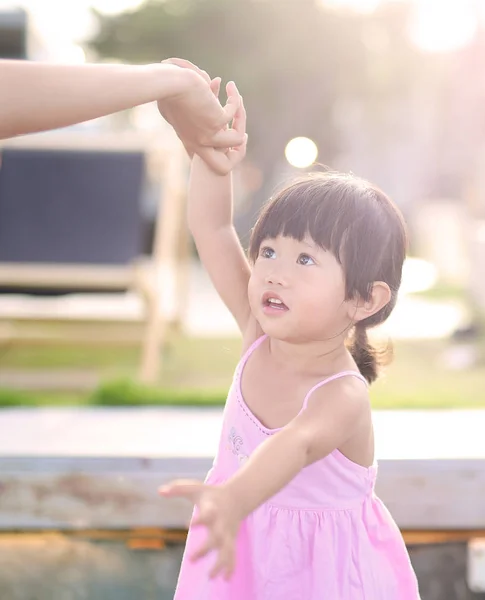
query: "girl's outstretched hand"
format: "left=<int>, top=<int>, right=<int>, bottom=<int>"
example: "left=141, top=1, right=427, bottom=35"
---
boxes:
left=159, top=479, right=242, bottom=580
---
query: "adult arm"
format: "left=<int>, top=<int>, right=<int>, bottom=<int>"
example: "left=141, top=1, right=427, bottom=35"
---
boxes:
left=0, top=60, right=243, bottom=161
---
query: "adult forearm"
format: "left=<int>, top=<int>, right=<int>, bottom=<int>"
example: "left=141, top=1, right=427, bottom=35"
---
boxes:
left=223, top=428, right=308, bottom=520
left=0, top=60, right=188, bottom=139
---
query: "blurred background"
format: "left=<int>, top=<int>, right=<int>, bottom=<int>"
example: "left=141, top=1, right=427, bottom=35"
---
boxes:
left=0, top=1, right=485, bottom=599
left=0, top=0, right=484, bottom=407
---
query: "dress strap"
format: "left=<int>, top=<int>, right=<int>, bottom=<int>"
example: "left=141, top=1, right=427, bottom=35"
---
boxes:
left=238, top=334, right=267, bottom=372
left=302, top=371, right=368, bottom=410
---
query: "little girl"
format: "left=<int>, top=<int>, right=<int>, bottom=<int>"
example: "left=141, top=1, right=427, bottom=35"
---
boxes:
left=160, top=82, right=420, bottom=599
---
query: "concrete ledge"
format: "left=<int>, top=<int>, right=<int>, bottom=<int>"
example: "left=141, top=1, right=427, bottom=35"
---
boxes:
left=1, top=456, right=484, bottom=530
left=1, top=408, right=484, bottom=531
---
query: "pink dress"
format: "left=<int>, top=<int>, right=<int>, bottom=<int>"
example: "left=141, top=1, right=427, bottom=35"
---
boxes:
left=174, top=335, right=420, bottom=600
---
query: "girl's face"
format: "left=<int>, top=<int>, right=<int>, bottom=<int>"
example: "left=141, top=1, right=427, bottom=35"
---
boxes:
left=248, top=235, right=352, bottom=342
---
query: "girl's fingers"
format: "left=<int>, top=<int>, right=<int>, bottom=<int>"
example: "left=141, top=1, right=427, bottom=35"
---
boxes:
left=190, top=538, right=214, bottom=562
left=210, top=128, right=245, bottom=149
left=197, top=147, right=233, bottom=176
left=234, top=133, right=248, bottom=151
left=201, top=136, right=246, bottom=175
left=223, top=552, right=236, bottom=581
left=209, top=561, right=224, bottom=579
left=209, top=544, right=235, bottom=580
left=158, top=479, right=204, bottom=502
left=193, top=501, right=219, bottom=528
left=227, top=136, right=248, bottom=166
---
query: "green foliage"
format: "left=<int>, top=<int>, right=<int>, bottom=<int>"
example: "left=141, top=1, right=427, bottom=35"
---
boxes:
left=0, top=388, right=83, bottom=407
left=0, top=388, right=35, bottom=407
left=90, top=377, right=227, bottom=406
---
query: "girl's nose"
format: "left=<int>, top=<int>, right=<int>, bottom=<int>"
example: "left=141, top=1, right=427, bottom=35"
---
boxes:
left=265, top=270, right=287, bottom=286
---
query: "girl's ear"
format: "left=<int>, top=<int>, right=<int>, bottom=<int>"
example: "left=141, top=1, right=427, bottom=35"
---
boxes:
left=347, top=282, right=391, bottom=323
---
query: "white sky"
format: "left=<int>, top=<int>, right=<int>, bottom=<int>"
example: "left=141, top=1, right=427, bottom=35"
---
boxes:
left=0, top=0, right=483, bottom=59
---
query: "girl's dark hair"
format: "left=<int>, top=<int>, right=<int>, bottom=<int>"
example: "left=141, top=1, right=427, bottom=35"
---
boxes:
left=248, top=171, right=407, bottom=384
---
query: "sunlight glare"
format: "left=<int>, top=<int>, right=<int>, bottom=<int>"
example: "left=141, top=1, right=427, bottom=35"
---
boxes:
left=64, top=44, right=86, bottom=64
left=92, top=0, right=145, bottom=15
left=409, top=0, right=477, bottom=53
left=321, top=0, right=382, bottom=14
left=400, top=258, right=438, bottom=295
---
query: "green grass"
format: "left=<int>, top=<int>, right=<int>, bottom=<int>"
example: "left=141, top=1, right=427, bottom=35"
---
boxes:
left=0, top=335, right=484, bottom=409
left=0, top=388, right=83, bottom=407
left=372, top=339, right=485, bottom=409
left=411, top=283, right=467, bottom=302
left=0, top=336, right=241, bottom=386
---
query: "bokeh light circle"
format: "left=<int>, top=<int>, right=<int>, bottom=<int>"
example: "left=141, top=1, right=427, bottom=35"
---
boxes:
left=285, top=137, right=318, bottom=169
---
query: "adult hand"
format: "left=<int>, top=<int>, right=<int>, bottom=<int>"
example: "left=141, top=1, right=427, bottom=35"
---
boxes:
left=158, top=59, right=243, bottom=173
left=196, top=79, right=247, bottom=176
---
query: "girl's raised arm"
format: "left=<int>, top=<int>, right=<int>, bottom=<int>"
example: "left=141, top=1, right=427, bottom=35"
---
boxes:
left=187, top=88, right=252, bottom=333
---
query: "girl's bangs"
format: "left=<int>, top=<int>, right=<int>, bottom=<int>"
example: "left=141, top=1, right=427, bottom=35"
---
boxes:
left=249, top=179, right=361, bottom=263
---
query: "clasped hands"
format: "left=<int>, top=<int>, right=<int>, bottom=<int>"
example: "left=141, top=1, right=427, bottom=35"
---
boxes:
left=158, top=58, right=247, bottom=174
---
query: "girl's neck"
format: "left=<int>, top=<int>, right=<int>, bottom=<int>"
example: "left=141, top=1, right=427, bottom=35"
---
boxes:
left=267, top=335, right=352, bottom=376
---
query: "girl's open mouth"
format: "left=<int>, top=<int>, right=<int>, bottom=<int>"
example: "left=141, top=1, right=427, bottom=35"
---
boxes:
left=262, top=292, right=289, bottom=313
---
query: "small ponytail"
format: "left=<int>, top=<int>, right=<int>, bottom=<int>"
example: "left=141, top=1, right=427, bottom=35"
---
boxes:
left=350, top=324, right=391, bottom=384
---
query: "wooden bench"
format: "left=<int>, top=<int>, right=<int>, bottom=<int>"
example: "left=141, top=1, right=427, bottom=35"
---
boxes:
left=0, top=130, right=190, bottom=383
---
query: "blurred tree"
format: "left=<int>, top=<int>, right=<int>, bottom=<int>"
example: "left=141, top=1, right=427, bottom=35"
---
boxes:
left=89, top=0, right=428, bottom=206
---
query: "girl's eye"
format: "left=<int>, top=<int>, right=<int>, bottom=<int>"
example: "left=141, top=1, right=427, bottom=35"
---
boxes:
left=260, top=246, right=276, bottom=259
left=297, top=253, right=315, bottom=266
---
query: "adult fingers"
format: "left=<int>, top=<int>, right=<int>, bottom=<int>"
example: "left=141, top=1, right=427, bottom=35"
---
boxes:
left=210, top=77, right=222, bottom=98
left=162, top=58, right=211, bottom=84
left=220, top=81, right=241, bottom=124
left=232, top=95, right=247, bottom=135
